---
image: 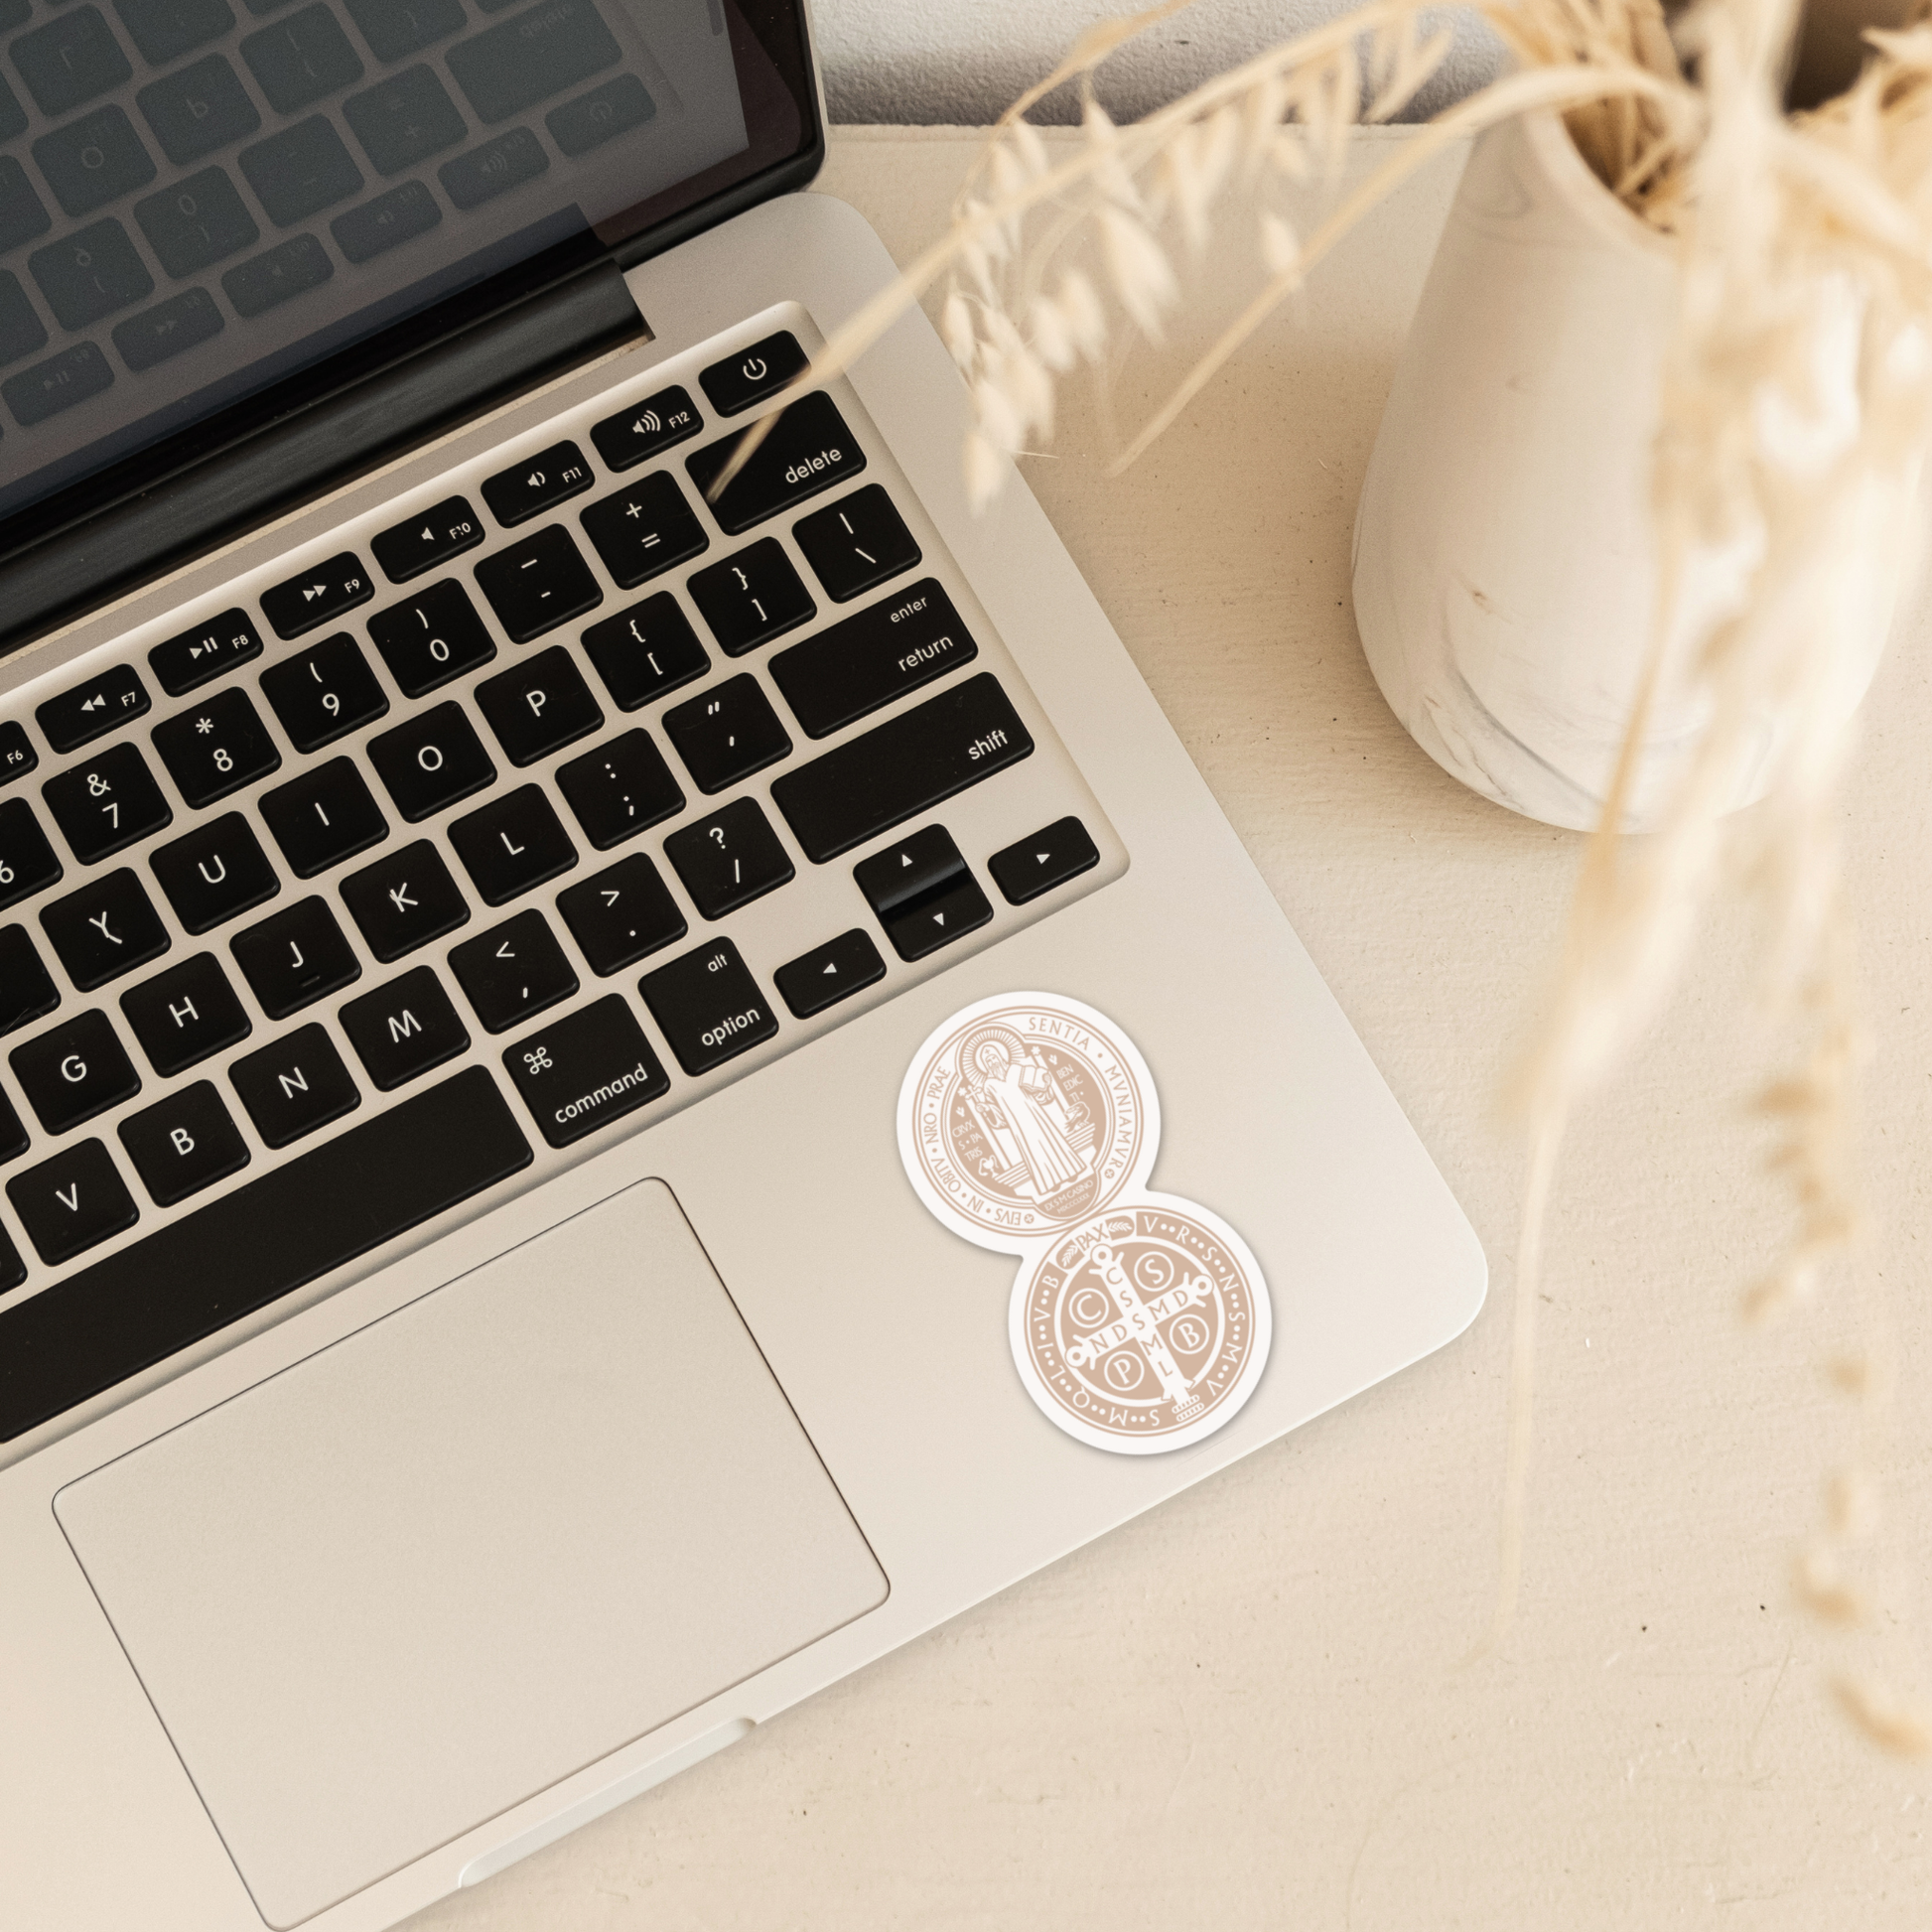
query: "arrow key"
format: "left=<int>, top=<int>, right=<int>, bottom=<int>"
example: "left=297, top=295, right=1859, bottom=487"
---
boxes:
left=988, top=815, right=1100, bottom=905
left=881, top=871, right=992, bottom=963
left=773, top=927, right=885, bottom=1020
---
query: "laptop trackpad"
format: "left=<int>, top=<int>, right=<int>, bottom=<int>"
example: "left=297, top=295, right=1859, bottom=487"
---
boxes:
left=55, top=1178, right=888, bottom=1928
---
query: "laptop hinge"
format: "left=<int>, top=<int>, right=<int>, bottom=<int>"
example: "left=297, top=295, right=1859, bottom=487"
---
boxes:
left=0, top=258, right=647, bottom=661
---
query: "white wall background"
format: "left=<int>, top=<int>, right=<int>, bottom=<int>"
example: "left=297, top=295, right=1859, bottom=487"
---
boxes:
left=811, top=0, right=1504, bottom=125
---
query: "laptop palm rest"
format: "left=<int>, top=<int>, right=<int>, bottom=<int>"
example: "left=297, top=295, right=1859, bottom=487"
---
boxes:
left=54, top=1178, right=889, bottom=1929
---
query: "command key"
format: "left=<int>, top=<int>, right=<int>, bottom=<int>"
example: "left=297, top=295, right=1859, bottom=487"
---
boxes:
left=504, top=994, right=669, bottom=1148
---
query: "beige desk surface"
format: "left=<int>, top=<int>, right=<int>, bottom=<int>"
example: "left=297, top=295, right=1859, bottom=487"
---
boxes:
left=412, top=129, right=1932, bottom=1930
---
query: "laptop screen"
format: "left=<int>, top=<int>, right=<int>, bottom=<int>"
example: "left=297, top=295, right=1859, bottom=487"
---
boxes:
left=0, top=0, right=811, bottom=525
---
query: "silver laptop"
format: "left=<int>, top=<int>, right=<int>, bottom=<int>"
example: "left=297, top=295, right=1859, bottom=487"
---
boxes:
left=0, top=5, right=1485, bottom=1925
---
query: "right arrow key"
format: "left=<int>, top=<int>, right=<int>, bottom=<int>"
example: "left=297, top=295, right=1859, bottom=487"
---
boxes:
left=988, top=816, right=1100, bottom=905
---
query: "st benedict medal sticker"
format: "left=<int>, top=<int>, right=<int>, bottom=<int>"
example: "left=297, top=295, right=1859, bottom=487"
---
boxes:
left=898, top=993, right=1272, bottom=1454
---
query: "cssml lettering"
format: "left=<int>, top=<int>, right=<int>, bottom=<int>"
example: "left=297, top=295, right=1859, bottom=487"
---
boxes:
left=783, top=445, right=842, bottom=484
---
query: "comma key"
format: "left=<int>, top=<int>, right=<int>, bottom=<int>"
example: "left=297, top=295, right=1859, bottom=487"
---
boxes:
left=503, top=993, right=667, bottom=1149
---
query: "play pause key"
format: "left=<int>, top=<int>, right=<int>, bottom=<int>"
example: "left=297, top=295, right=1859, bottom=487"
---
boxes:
left=774, top=928, right=885, bottom=1019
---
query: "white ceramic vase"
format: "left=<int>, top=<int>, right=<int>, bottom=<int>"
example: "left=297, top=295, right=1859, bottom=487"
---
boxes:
left=1351, top=109, right=1886, bottom=833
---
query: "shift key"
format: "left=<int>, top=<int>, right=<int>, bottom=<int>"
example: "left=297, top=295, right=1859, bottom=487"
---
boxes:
left=769, top=673, right=1034, bottom=864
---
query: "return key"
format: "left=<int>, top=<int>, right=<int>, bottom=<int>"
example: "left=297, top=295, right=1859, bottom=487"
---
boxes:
left=769, top=579, right=977, bottom=739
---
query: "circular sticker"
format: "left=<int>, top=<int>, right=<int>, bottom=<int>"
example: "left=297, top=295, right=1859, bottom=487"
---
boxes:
left=897, top=993, right=1159, bottom=1251
left=1009, top=1196, right=1272, bottom=1453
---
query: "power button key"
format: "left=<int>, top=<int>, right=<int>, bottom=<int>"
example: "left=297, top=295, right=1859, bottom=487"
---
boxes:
left=698, top=331, right=809, bottom=415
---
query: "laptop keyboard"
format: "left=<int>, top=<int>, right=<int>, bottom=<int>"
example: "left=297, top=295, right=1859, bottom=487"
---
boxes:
left=0, top=318, right=1118, bottom=1446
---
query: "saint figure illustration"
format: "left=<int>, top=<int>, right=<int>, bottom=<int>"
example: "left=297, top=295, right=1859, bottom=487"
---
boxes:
left=960, top=1030, right=1095, bottom=1206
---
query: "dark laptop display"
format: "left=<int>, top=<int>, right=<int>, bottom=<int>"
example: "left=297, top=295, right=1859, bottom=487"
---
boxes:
left=0, top=0, right=818, bottom=643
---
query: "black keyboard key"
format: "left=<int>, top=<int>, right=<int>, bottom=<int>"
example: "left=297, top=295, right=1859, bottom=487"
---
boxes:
left=7, top=1139, right=137, bottom=1267
left=590, top=383, right=699, bottom=472
left=366, top=578, right=494, bottom=696
left=38, top=662, right=150, bottom=753
left=35, top=107, right=157, bottom=218
left=638, top=937, right=777, bottom=1076
left=0, top=800, right=62, bottom=910
left=546, top=70, right=651, bottom=155
left=11, top=1009, right=140, bottom=1133
left=0, top=1086, right=25, bottom=1164
left=698, top=331, right=809, bottom=417
left=229, top=896, right=359, bottom=1016
left=0, top=1221, right=25, bottom=1294
left=0, top=70, right=20, bottom=144
left=13, top=7, right=132, bottom=116
left=0, top=723, right=34, bottom=787
left=114, top=288, right=225, bottom=371
left=44, top=744, right=173, bottom=865
left=151, top=687, right=280, bottom=807
left=240, top=3, right=361, bottom=113
left=0, top=268, right=47, bottom=371
left=474, top=524, right=602, bottom=642
left=113, top=0, right=234, bottom=68
left=340, top=963, right=467, bottom=1089
left=344, top=0, right=464, bottom=61
left=339, top=839, right=468, bottom=960
left=502, top=992, right=664, bottom=1148
left=133, top=166, right=257, bottom=275
left=119, top=1080, right=248, bottom=1207
left=451, top=907, right=577, bottom=1032
left=149, top=608, right=263, bottom=696
left=40, top=868, right=170, bottom=988
left=230, top=1022, right=358, bottom=1147
left=852, top=823, right=966, bottom=920
left=483, top=438, right=593, bottom=526
left=768, top=580, right=975, bottom=741
left=259, top=630, right=387, bottom=749
left=578, top=472, right=706, bottom=589
left=556, top=852, right=683, bottom=975
left=149, top=813, right=278, bottom=932
left=0, top=160, right=52, bottom=256
left=3, top=343, right=114, bottom=426
left=258, top=757, right=385, bottom=877
left=448, top=784, right=574, bottom=904
left=583, top=594, right=707, bottom=710
left=120, top=952, right=250, bottom=1074
left=0, top=1065, right=530, bottom=1442
left=556, top=729, right=681, bottom=849
left=475, top=646, right=601, bottom=764
left=989, top=816, right=1100, bottom=903
left=261, top=553, right=373, bottom=638
left=685, top=392, right=866, bottom=537
left=30, top=218, right=153, bottom=328
left=662, top=796, right=792, bottom=920
left=773, top=927, right=885, bottom=1020
left=331, top=177, right=440, bottom=261
left=239, top=116, right=362, bottom=226
left=882, top=870, right=992, bottom=962
left=688, top=539, right=813, bottom=656
left=138, top=55, right=261, bottom=166
left=770, top=673, right=1033, bottom=864
left=0, top=926, right=58, bottom=1036
left=437, top=125, right=546, bottom=208
left=661, top=673, right=789, bottom=794
left=447, top=0, right=620, bottom=123
left=371, top=494, right=482, bottom=583
left=793, top=486, right=921, bottom=604
left=345, top=65, right=465, bottom=175
left=366, top=701, right=493, bottom=820
left=223, top=233, right=334, bottom=315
